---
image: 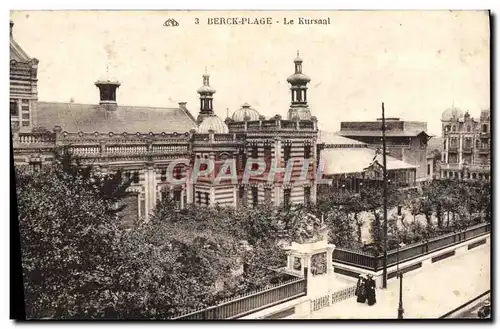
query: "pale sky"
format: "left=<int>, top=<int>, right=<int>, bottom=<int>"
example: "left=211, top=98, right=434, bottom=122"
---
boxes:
left=10, top=10, right=490, bottom=136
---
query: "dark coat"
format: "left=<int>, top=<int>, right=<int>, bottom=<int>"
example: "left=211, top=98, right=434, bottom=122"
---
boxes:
left=366, top=278, right=377, bottom=306
left=355, top=278, right=366, bottom=303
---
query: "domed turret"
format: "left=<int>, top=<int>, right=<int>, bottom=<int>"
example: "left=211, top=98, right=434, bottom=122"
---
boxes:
left=441, top=107, right=465, bottom=121
left=196, top=69, right=217, bottom=124
left=287, top=51, right=312, bottom=120
left=197, top=72, right=216, bottom=94
left=197, top=115, right=229, bottom=134
left=232, top=103, right=261, bottom=121
left=286, top=52, right=311, bottom=84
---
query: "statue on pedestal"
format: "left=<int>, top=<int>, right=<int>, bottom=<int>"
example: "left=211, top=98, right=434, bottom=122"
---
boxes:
left=296, top=213, right=327, bottom=244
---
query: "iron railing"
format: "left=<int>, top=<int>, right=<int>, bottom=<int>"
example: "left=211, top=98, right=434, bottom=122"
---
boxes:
left=170, top=276, right=306, bottom=320
left=333, top=222, right=490, bottom=272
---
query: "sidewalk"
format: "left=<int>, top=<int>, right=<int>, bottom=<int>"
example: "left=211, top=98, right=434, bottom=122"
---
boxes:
left=313, top=244, right=490, bottom=319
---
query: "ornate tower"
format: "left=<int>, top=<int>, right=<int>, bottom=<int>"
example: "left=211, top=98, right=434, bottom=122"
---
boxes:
left=196, top=69, right=216, bottom=124
left=287, top=51, right=312, bottom=121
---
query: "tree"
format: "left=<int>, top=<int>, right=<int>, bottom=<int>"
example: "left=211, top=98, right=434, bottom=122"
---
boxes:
left=54, top=147, right=132, bottom=219
left=116, top=213, right=242, bottom=318
left=16, top=163, right=127, bottom=319
left=360, top=184, right=403, bottom=249
left=315, top=189, right=364, bottom=247
left=324, top=209, right=356, bottom=248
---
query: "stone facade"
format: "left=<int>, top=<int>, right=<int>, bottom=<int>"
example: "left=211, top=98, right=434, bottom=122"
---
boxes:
left=440, top=107, right=491, bottom=181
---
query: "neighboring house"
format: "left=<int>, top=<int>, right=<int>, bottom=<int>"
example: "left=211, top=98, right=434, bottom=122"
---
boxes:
left=338, top=118, right=432, bottom=182
left=440, top=107, right=491, bottom=181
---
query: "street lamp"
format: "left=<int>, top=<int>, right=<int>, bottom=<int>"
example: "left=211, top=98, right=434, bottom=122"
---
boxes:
left=397, top=241, right=406, bottom=319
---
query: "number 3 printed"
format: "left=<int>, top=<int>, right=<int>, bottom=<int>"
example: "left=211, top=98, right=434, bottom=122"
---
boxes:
left=195, top=18, right=199, bottom=24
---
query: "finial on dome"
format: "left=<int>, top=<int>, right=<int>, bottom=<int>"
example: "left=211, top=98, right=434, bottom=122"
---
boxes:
left=297, top=50, right=299, bottom=57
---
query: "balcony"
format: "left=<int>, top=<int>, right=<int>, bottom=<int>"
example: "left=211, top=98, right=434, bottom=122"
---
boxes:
left=479, top=148, right=490, bottom=155
left=448, top=146, right=458, bottom=152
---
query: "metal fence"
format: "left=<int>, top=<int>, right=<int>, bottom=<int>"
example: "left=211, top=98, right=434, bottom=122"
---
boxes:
left=310, top=285, right=357, bottom=312
left=333, top=222, right=490, bottom=272
left=170, top=276, right=306, bottom=320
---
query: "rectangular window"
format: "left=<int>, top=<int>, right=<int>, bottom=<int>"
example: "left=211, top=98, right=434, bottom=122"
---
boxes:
left=239, top=186, right=247, bottom=206
left=160, top=169, right=167, bottom=182
left=264, top=187, right=272, bottom=203
left=197, top=192, right=201, bottom=205
left=252, top=146, right=258, bottom=159
left=427, top=164, right=431, bottom=175
left=284, top=145, right=291, bottom=163
left=10, top=100, right=18, bottom=116
left=204, top=192, right=210, bottom=206
left=304, top=186, right=311, bottom=206
left=482, top=124, right=488, bottom=133
left=264, top=144, right=272, bottom=167
left=251, top=146, right=259, bottom=171
left=304, top=144, right=311, bottom=159
left=132, top=172, right=140, bottom=184
left=238, top=150, right=246, bottom=172
left=174, top=166, right=182, bottom=180
left=173, top=190, right=181, bottom=209
left=252, top=186, right=258, bottom=206
left=284, top=188, right=291, bottom=209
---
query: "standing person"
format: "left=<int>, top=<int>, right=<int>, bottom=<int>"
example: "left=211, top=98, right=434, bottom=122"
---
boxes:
left=355, top=274, right=367, bottom=303
left=366, top=274, right=377, bottom=306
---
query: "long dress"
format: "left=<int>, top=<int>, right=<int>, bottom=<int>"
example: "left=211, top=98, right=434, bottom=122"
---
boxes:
left=366, top=278, right=377, bottom=306
left=355, top=278, right=366, bottom=303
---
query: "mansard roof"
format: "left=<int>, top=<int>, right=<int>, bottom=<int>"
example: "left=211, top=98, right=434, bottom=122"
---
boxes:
left=33, top=102, right=197, bottom=134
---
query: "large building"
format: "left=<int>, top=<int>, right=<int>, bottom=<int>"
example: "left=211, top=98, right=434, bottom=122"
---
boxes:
left=338, top=118, right=432, bottom=182
left=440, top=107, right=491, bottom=181
left=10, top=21, right=318, bottom=224
left=316, top=132, right=418, bottom=195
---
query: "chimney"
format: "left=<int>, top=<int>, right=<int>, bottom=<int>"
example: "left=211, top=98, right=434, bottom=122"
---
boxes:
left=178, top=102, right=187, bottom=110
left=95, top=80, right=120, bottom=111
left=10, top=20, right=13, bottom=38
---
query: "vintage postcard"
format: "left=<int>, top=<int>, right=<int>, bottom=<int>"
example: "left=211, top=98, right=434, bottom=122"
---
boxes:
left=10, top=10, right=491, bottom=320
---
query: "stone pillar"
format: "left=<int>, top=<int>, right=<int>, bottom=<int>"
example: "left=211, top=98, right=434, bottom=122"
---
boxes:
left=444, top=138, right=449, bottom=163
left=210, top=186, right=215, bottom=206
left=233, top=185, right=238, bottom=208
left=274, top=186, right=281, bottom=207
left=180, top=188, right=185, bottom=209
left=186, top=169, right=193, bottom=205
left=143, top=166, right=156, bottom=222
left=459, top=136, right=463, bottom=164
left=326, top=245, right=334, bottom=275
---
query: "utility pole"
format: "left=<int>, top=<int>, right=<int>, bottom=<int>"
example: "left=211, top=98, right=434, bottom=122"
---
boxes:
left=382, top=102, right=388, bottom=289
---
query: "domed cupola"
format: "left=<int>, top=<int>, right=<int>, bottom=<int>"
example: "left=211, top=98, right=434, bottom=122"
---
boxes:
left=441, top=107, right=465, bottom=121
left=232, top=103, right=261, bottom=121
left=197, top=115, right=229, bottom=134
left=196, top=69, right=217, bottom=124
left=286, top=52, right=311, bottom=85
left=287, top=51, right=312, bottom=121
